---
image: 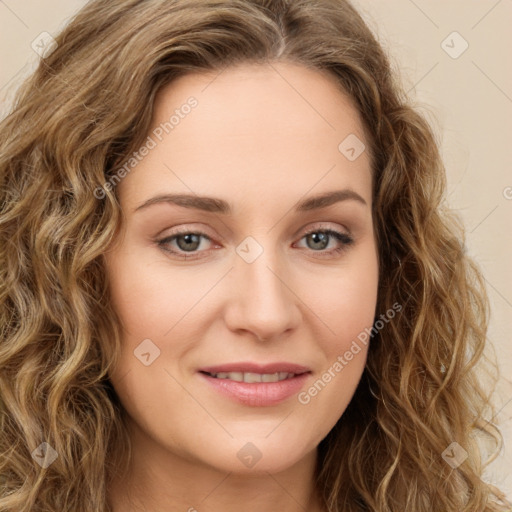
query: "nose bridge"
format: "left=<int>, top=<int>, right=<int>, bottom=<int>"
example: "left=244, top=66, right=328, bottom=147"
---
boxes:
left=227, top=233, right=300, bottom=339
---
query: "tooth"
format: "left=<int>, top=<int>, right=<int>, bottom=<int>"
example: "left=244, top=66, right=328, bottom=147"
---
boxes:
left=209, top=371, right=297, bottom=382
left=243, top=372, right=262, bottom=383
left=261, top=373, right=279, bottom=382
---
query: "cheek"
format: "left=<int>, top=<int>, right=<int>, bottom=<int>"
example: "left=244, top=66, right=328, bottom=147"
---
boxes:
left=294, top=264, right=378, bottom=436
left=296, top=249, right=377, bottom=419
left=106, top=248, right=206, bottom=336
left=308, top=251, right=379, bottom=354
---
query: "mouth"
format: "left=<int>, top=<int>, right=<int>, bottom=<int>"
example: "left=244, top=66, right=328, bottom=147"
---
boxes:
left=197, top=362, right=311, bottom=406
left=198, top=362, right=311, bottom=381
left=200, top=371, right=304, bottom=383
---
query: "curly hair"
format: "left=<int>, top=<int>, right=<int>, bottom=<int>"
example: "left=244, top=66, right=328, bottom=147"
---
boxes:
left=0, top=0, right=510, bottom=510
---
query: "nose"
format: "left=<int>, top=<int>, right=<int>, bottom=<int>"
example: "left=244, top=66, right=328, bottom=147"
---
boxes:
left=223, top=245, right=301, bottom=342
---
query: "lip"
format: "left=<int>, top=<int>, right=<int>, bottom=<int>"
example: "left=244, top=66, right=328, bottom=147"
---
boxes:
left=198, top=361, right=311, bottom=407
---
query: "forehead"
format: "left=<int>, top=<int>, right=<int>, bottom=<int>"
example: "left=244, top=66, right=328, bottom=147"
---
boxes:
left=119, top=61, right=372, bottom=211
left=153, top=61, right=366, bottom=145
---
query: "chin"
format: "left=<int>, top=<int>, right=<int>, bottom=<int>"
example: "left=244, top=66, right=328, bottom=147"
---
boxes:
left=193, top=432, right=316, bottom=475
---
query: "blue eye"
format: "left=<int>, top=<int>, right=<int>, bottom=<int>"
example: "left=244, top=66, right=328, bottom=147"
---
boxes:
left=298, top=228, right=354, bottom=254
left=156, top=227, right=354, bottom=260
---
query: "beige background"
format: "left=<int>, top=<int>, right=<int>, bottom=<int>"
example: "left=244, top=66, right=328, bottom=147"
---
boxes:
left=1, top=0, right=511, bottom=502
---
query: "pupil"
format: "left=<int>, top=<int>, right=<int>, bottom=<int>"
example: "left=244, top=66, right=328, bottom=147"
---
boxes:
left=309, top=232, right=328, bottom=250
left=178, top=234, right=200, bottom=251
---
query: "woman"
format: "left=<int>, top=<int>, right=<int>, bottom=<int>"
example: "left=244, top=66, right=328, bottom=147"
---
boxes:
left=0, top=0, right=509, bottom=510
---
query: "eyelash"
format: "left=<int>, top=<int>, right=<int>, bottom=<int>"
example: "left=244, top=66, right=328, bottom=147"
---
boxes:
left=156, top=226, right=354, bottom=261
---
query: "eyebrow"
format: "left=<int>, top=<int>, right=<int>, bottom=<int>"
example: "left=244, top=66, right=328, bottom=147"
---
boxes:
left=133, top=188, right=367, bottom=214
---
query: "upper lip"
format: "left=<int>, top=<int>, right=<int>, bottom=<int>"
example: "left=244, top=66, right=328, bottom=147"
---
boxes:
left=199, top=362, right=311, bottom=375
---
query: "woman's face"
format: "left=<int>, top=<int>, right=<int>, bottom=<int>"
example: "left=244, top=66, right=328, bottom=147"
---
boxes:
left=103, top=61, right=379, bottom=475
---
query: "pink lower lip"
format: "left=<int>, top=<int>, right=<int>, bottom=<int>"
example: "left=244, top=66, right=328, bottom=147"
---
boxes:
left=199, top=372, right=310, bottom=407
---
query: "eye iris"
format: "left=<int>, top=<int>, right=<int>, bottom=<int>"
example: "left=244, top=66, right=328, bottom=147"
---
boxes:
left=307, top=232, right=329, bottom=250
left=177, top=233, right=201, bottom=251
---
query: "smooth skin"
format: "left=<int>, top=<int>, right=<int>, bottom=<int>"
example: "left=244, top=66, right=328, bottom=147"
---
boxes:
left=104, top=61, right=379, bottom=512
